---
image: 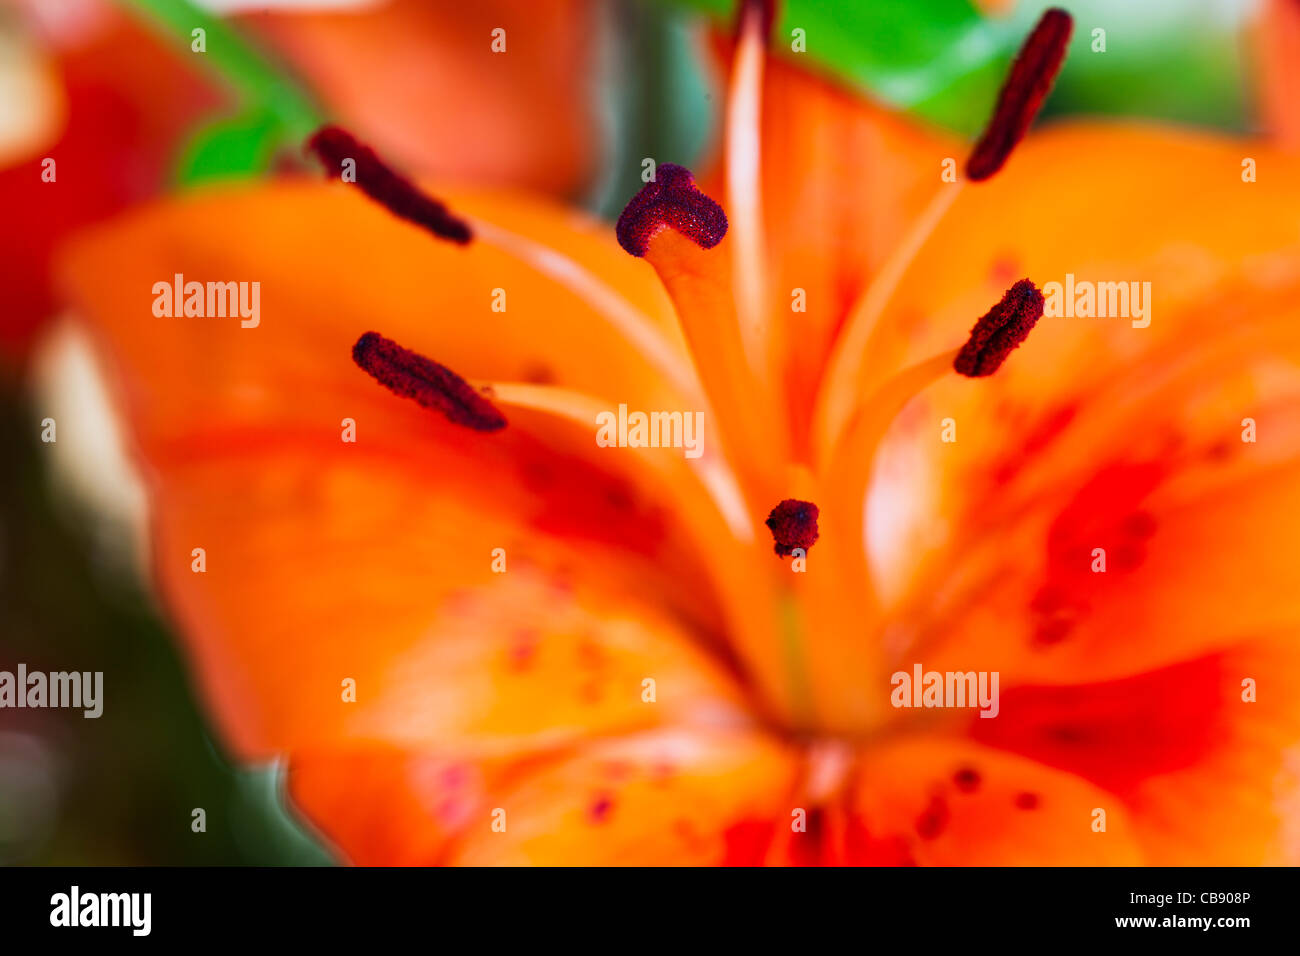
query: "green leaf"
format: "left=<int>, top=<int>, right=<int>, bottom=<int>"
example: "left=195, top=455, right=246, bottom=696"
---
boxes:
left=123, top=0, right=322, bottom=137
left=174, top=109, right=284, bottom=185
left=666, top=0, right=1021, bottom=134
left=120, top=0, right=324, bottom=184
left=663, top=0, right=1253, bottom=136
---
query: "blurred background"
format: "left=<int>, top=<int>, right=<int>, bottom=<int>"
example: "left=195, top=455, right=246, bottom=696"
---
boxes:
left=0, top=0, right=1273, bottom=864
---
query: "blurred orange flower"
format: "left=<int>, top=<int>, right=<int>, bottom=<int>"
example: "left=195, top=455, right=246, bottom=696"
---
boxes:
left=57, top=5, right=1300, bottom=864
left=1, top=0, right=600, bottom=362
left=238, top=0, right=602, bottom=196
left=0, top=0, right=218, bottom=359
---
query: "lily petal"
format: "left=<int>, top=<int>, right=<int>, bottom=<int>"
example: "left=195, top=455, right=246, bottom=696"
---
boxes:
left=241, top=0, right=601, bottom=195
left=971, top=634, right=1300, bottom=864
left=847, top=126, right=1300, bottom=680
left=129, top=433, right=751, bottom=758
left=56, top=182, right=781, bottom=759
left=704, top=47, right=960, bottom=456
left=440, top=728, right=796, bottom=865
left=850, top=737, right=1142, bottom=865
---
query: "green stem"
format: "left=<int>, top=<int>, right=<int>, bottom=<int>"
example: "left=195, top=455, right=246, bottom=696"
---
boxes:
left=119, top=0, right=324, bottom=138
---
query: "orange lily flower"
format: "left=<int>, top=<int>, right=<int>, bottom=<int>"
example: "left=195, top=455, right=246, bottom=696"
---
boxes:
left=56, top=5, right=1300, bottom=865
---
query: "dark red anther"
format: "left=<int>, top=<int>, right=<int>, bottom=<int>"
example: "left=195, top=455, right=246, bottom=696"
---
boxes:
left=764, top=498, right=819, bottom=557
left=953, top=279, right=1044, bottom=377
left=965, top=8, right=1073, bottom=182
left=307, top=125, right=473, bottom=244
left=616, top=163, right=728, bottom=257
left=352, top=331, right=506, bottom=432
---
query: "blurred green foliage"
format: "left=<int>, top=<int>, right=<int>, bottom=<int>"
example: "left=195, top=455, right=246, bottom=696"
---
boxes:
left=670, top=0, right=1252, bottom=134
left=0, top=385, right=331, bottom=865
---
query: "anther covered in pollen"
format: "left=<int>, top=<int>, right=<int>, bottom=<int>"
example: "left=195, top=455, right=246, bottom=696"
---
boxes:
left=953, top=279, right=1045, bottom=378
left=307, top=125, right=473, bottom=244
left=965, top=8, right=1073, bottom=181
left=765, top=498, right=820, bottom=557
left=352, top=331, right=507, bottom=432
left=615, top=163, right=729, bottom=257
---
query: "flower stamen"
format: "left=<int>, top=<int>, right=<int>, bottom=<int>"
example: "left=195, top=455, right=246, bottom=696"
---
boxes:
left=965, top=8, right=1073, bottom=182
left=812, top=9, right=1072, bottom=459
left=352, top=331, right=506, bottom=431
left=953, top=278, right=1045, bottom=376
left=307, top=125, right=473, bottom=244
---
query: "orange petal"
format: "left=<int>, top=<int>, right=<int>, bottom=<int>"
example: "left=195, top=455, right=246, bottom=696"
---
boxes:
left=137, top=430, right=753, bottom=759
left=971, top=634, right=1300, bottom=864
left=288, top=747, right=519, bottom=865
left=56, top=181, right=693, bottom=449
left=704, top=44, right=961, bottom=456
left=842, top=124, right=1300, bottom=401
left=1255, top=0, right=1300, bottom=150
left=869, top=285, right=1300, bottom=683
left=240, top=0, right=600, bottom=196
left=849, top=736, right=1142, bottom=865
left=61, top=176, right=815, bottom=715
left=831, top=126, right=1300, bottom=673
left=440, top=728, right=797, bottom=865
left=55, top=187, right=776, bottom=761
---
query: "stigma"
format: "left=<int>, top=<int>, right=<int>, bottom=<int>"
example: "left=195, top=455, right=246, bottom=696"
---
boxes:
left=765, top=498, right=820, bottom=557
left=616, top=164, right=729, bottom=257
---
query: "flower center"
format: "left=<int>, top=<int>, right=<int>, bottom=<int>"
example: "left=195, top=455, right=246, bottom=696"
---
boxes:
left=305, top=4, right=1077, bottom=737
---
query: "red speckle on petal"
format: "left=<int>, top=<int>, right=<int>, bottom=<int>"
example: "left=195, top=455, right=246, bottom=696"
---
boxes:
left=589, top=794, right=615, bottom=823
left=914, top=795, right=950, bottom=840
